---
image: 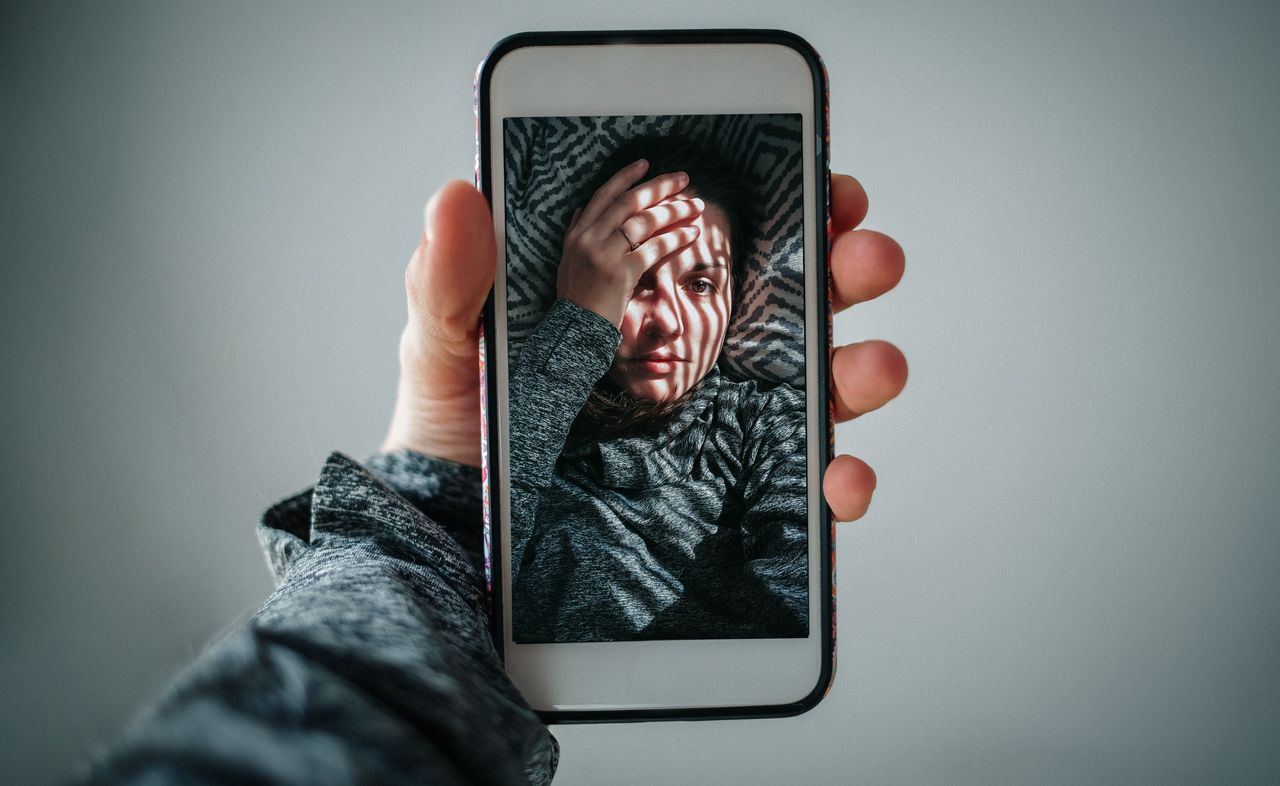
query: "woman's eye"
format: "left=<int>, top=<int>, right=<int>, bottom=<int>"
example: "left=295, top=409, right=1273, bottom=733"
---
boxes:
left=686, top=278, right=715, bottom=295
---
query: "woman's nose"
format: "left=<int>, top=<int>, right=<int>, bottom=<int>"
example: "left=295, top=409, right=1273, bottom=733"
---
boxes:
left=642, top=285, right=682, bottom=338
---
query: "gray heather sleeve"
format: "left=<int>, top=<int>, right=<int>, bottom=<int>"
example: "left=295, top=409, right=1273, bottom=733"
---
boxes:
left=363, top=447, right=486, bottom=575
left=507, top=299, right=619, bottom=572
left=80, top=450, right=557, bottom=786
left=738, top=384, right=810, bottom=636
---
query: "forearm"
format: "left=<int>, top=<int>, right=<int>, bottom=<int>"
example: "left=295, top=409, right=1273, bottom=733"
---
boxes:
left=508, top=299, right=619, bottom=569
left=81, top=451, right=556, bottom=786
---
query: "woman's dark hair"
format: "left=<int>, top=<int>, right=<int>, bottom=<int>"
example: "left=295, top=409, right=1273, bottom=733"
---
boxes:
left=577, top=133, right=762, bottom=320
left=569, top=133, right=762, bottom=442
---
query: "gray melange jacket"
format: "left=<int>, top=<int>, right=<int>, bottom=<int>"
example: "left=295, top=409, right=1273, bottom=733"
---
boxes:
left=81, top=450, right=557, bottom=785
left=509, top=299, right=808, bottom=643
left=78, top=301, right=805, bottom=784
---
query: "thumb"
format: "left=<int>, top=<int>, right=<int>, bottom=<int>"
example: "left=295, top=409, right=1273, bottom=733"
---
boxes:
left=406, top=180, right=495, bottom=342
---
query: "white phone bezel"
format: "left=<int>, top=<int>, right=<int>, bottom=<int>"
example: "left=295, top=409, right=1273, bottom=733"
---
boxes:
left=482, top=34, right=829, bottom=717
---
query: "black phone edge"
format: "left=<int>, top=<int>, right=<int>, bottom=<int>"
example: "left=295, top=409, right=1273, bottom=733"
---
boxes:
left=474, top=28, right=834, bottom=724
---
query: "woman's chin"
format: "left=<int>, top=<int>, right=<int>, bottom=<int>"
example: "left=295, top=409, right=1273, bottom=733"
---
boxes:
left=626, top=383, right=677, bottom=403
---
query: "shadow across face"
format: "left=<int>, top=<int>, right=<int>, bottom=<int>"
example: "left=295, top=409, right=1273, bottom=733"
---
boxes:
left=606, top=202, right=734, bottom=403
left=567, top=132, right=763, bottom=441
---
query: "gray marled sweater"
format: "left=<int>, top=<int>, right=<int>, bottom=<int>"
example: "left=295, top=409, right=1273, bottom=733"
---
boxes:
left=82, top=450, right=557, bottom=785
left=77, top=300, right=806, bottom=783
left=509, top=299, right=808, bottom=643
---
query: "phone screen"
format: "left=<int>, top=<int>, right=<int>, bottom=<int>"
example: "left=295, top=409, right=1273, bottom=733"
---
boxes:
left=501, top=112, right=809, bottom=644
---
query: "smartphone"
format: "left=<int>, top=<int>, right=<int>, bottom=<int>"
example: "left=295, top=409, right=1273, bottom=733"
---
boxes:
left=475, top=29, right=833, bottom=721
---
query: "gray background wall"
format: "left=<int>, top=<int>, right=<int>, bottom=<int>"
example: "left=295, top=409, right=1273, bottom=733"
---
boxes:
left=3, top=1, right=1277, bottom=783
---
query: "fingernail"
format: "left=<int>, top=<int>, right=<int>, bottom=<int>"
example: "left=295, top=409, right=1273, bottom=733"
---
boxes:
left=634, top=158, right=649, bottom=169
left=676, top=171, right=689, bottom=184
left=692, top=197, right=705, bottom=209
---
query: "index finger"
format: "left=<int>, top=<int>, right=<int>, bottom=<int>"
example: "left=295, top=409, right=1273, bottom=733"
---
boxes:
left=578, top=158, right=649, bottom=229
left=596, top=171, right=691, bottom=235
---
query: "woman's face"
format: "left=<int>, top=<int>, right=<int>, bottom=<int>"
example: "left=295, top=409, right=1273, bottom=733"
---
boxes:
left=605, top=202, right=734, bottom=402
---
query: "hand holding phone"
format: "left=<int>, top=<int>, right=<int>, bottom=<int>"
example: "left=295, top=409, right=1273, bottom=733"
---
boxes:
left=383, top=173, right=905, bottom=723
left=384, top=26, right=906, bottom=727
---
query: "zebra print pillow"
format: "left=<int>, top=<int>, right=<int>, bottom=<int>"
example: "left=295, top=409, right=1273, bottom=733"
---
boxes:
left=503, top=113, right=805, bottom=389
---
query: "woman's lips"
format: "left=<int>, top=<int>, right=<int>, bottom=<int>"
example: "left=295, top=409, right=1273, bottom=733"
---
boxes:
left=631, top=354, right=686, bottom=375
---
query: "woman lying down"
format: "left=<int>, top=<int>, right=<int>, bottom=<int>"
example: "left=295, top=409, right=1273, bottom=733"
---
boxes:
left=509, top=134, right=809, bottom=643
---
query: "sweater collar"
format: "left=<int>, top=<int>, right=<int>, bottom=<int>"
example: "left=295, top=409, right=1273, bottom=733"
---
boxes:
left=561, top=368, right=722, bottom=489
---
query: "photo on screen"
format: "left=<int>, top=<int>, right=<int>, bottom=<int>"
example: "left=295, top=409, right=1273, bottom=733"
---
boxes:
left=503, top=113, right=808, bottom=643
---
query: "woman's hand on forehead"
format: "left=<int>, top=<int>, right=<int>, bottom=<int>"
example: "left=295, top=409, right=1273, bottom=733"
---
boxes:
left=555, top=161, right=710, bottom=328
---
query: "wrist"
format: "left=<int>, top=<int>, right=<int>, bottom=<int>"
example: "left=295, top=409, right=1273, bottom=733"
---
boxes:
left=383, top=326, right=483, bottom=467
left=381, top=389, right=482, bottom=467
left=557, top=288, right=625, bottom=329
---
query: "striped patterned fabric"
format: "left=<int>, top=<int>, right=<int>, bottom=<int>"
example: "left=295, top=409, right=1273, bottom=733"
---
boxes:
left=502, top=113, right=806, bottom=389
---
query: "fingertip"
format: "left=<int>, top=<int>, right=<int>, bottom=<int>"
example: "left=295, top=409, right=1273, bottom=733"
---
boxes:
left=414, top=180, right=496, bottom=321
left=831, top=174, right=869, bottom=233
left=874, top=231, right=907, bottom=289
left=425, top=180, right=488, bottom=231
left=823, top=454, right=877, bottom=522
left=863, top=339, right=909, bottom=390
left=424, top=181, right=458, bottom=237
left=831, top=340, right=909, bottom=420
left=426, top=181, right=493, bottom=246
left=831, top=229, right=906, bottom=309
